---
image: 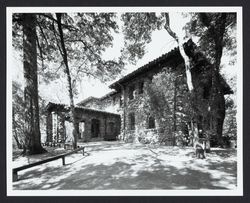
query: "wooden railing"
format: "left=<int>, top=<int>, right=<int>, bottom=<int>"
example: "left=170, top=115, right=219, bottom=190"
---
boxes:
left=13, top=146, right=85, bottom=182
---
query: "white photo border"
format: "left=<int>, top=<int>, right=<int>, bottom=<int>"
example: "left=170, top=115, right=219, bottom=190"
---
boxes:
left=6, top=6, right=243, bottom=196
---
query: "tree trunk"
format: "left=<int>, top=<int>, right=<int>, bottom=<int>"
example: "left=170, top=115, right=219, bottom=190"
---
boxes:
left=22, top=14, right=46, bottom=155
left=172, top=78, right=177, bottom=146
left=56, top=13, right=78, bottom=149
left=210, top=13, right=227, bottom=146
left=164, top=13, right=199, bottom=147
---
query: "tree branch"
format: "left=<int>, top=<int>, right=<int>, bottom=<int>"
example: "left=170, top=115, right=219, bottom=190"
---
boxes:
left=36, top=20, right=49, bottom=46
left=163, top=13, right=193, bottom=92
left=51, top=20, right=64, bottom=59
left=164, top=13, right=179, bottom=42
left=38, top=13, right=79, bottom=32
left=199, top=13, right=211, bottom=28
left=35, top=32, right=45, bottom=70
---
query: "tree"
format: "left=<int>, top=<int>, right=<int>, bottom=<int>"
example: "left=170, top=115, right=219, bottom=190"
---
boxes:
left=121, top=12, right=236, bottom=147
left=13, top=13, right=124, bottom=150
left=38, top=13, right=123, bottom=149
left=12, top=81, right=25, bottom=149
left=54, top=13, right=78, bottom=149
left=186, top=13, right=236, bottom=146
left=12, top=80, right=48, bottom=149
left=222, top=76, right=237, bottom=147
left=20, top=13, right=46, bottom=154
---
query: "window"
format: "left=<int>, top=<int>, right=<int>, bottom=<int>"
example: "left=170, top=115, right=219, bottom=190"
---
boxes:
left=129, top=112, right=135, bottom=130
left=148, top=116, right=155, bottom=129
left=119, top=95, right=123, bottom=107
left=128, top=85, right=135, bottom=100
left=139, top=81, right=144, bottom=94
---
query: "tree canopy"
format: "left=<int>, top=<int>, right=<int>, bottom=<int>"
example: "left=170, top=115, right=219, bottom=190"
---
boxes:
left=12, top=12, right=125, bottom=151
left=13, top=13, right=124, bottom=85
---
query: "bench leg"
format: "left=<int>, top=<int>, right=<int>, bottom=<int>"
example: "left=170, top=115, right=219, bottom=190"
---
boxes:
left=13, top=171, right=18, bottom=182
left=62, top=157, right=65, bottom=165
left=82, top=148, right=85, bottom=156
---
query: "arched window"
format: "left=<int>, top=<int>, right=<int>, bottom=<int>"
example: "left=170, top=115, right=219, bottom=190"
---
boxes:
left=129, top=112, right=135, bottom=130
left=129, top=85, right=135, bottom=100
left=148, top=116, right=155, bottom=129
left=119, top=95, right=123, bottom=107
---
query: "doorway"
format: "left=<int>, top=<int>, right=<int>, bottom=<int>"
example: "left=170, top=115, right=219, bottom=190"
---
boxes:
left=91, top=119, right=100, bottom=138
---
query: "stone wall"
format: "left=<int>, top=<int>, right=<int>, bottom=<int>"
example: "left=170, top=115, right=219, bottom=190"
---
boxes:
left=46, top=105, right=121, bottom=143
left=82, top=100, right=102, bottom=110
left=78, top=93, right=122, bottom=114
left=120, top=68, right=160, bottom=143
left=46, top=111, right=53, bottom=142
left=99, top=92, right=121, bottom=114
left=46, top=110, right=67, bottom=143
left=118, top=62, right=180, bottom=145
left=74, top=108, right=121, bottom=141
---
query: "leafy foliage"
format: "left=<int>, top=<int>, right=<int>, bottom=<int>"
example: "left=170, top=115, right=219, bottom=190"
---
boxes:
left=185, top=13, right=237, bottom=66
left=121, top=13, right=164, bottom=64
left=12, top=12, right=126, bottom=150
left=223, top=76, right=237, bottom=143
left=12, top=81, right=25, bottom=149
left=145, top=68, right=192, bottom=146
left=13, top=13, right=125, bottom=96
left=12, top=81, right=48, bottom=149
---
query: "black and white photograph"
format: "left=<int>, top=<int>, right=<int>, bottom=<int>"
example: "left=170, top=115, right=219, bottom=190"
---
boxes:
left=6, top=7, right=242, bottom=196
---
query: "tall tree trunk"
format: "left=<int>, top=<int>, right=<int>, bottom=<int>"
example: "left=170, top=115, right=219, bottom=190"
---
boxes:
left=164, top=13, right=199, bottom=147
left=56, top=13, right=78, bottom=149
left=22, top=13, right=46, bottom=155
left=172, top=78, right=177, bottom=146
left=210, top=13, right=227, bottom=146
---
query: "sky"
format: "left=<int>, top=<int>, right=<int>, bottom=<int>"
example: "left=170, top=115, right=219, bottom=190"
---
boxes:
left=12, top=12, right=237, bottom=105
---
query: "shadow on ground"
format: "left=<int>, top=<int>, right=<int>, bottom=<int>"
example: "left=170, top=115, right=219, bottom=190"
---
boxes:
left=12, top=142, right=237, bottom=190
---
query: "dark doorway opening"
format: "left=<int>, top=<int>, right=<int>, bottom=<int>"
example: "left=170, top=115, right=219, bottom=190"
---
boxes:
left=105, top=122, right=116, bottom=140
left=91, top=119, right=100, bottom=138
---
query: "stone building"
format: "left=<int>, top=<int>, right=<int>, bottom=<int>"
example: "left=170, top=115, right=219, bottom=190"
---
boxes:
left=46, top=40, right=232, bottom=145
left=46, top=102, right=121, bottom=143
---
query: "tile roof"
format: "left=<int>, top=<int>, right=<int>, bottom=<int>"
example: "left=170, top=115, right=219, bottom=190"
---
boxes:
left=109, top=47, right=179, bottom=89
left=46, top=102, right=120, bottom=116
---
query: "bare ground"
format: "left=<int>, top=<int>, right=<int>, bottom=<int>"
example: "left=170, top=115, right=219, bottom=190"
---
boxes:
left=12, top=141, right=237, bottom=190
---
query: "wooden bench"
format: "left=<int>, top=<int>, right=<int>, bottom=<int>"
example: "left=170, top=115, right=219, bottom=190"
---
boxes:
left=13, top=146, right=85, bottom=182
